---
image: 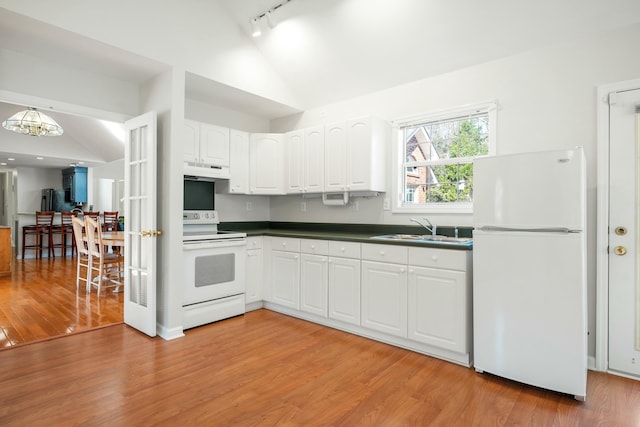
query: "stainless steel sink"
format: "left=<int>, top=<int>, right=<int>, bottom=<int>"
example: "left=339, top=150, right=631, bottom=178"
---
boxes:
left=370, top=234, right=473, bottom=245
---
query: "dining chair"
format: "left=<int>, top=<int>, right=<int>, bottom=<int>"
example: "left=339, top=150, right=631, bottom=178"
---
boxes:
left=71, top=216, right=90, bottom=290
left=102, top=211, right=119, bottom=253
left=85, top=216, right=123, bottom=295
left=83, top=211, right=100, bottom=222
left=52, top=211, right=78, bottom=257
left=22, top=211, right=55, bottom=259
left=102, top=211, right=119, bottom=232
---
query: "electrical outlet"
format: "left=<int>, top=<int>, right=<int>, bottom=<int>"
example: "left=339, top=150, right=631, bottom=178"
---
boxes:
left=246, top=202, right=252, bottom=211
left=301, top=202, right=307, bottom=212
left=383, top=198, right=390, bottom=210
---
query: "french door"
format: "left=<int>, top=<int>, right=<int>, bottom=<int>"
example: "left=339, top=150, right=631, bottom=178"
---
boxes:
left=123, top=111, right=158, bottom=337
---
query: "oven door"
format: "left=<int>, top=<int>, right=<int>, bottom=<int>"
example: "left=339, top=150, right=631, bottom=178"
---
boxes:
left=182, top=239, right=246, bottom=306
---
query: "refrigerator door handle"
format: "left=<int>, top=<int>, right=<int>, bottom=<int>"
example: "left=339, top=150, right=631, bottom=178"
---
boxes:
left=476, top=226, right=580, bottom=233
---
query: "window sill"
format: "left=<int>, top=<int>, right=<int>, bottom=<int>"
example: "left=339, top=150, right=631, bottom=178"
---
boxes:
left=391, top=202, right=473, bottom=215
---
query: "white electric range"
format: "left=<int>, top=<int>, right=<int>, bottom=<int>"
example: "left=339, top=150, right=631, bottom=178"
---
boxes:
left=182, top=210, right=247, bottom=329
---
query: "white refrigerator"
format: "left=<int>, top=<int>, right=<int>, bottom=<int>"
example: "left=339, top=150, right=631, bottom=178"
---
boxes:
left=472, top=147, right=588, bottom=401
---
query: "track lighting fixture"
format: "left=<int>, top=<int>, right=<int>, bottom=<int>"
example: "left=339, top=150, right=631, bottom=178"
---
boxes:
left=249, top=0, right=292, bottom=37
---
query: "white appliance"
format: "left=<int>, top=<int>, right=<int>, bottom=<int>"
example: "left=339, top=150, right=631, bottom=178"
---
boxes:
left=472, top=147, right=587, bottom=401
left=182, top=207, right=247, bottom=330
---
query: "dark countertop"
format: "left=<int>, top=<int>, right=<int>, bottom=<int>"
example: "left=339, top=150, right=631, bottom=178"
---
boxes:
left=219, top=221, right=473, bottom=251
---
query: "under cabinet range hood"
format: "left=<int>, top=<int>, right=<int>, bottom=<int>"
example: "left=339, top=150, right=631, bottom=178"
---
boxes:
left=183, top=164, right=230, bottom=180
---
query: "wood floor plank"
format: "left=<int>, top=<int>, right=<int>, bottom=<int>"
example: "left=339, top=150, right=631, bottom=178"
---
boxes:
left=0, top=256, right=123, bottom=348
left=1, top=309, right=638, bottom=426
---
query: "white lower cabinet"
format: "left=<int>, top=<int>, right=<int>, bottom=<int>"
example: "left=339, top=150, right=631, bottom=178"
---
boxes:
left=361, top=261, right=408, bottom=338
left=263, top=237, right=472, bottom=366
left=270, top=249, right=300, bottom=310
left=300, top=254, right=328, bottom=317
left=328, top=256, right=361, bottom=325
left=408, top=266, right=467, bottom=353
left=245, top=237, right=263, bottom=304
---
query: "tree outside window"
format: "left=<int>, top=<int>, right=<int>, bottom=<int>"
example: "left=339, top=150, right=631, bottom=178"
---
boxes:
left=402, top=112, right=490, bottom=207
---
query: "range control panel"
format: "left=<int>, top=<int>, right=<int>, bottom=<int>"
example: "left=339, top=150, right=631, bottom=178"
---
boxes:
left=183, top=210, right=219, bottom=225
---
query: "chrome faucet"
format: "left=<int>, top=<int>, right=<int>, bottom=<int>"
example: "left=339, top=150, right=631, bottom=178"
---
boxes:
left=410, top=217, right=437, bottom=235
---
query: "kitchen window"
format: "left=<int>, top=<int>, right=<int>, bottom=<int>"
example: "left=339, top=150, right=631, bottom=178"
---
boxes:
left=392, top=101, right=497, bottom=213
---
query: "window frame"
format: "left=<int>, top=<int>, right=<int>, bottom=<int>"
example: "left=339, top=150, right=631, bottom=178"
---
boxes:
left=391, top=101, right=497, bottom=214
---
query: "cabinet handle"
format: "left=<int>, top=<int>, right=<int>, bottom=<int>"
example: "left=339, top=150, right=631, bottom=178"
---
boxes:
left=380, top=251, right=385, bottom=256
left=409, top=269, right=414, bottom=274
left=340, top=247, right=345, bottom=252
left=282, top=242, right=287, bottom=247
left=294, top=255, right=299, bottom=259
left=328, top=259, right=332, bottom=263
left=311, top=245, right=315, bottom=249
left=431, top=255, right=438, bottom=261
left=400, top=268, right=406, bottom=273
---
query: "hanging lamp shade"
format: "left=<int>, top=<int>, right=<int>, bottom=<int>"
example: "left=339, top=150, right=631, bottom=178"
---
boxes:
left=2, top=107, right=64, bottom=136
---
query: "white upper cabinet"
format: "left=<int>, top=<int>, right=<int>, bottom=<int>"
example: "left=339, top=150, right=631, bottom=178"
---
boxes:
left=285, top=126, right=325, bottom=194
left=324, top=121, right=348, bottom=192
left=324, top=116, right=386, bottom=193
left=183, top=119, right=200, bottom=164
left=250, top=133, right=285, bottom=195
left=183, top=120, right=230, bottom=179
left=200, top=123, right=230, bottom=167
left=229, top=129, right=250, bottom=194
left=304, top=125, right=325, bottom=193
left=285, top=129, right=305, bottom=193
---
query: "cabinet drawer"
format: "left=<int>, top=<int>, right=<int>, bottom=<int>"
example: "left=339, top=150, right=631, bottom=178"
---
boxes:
left=300, top=239, right=328, bottom=255
left=246, top=236, right=263, bottom=250
left=270, top=237, right=300, bottom=252
left=328, top=241, right=361, bottom=258
left=361, top=243, right=408, bottom=265
left=407, top=247, right=468, bottom=271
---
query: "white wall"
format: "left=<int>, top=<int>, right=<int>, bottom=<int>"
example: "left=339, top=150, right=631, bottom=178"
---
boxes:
left=16, top=167, right=63, bottom=212
left=270, top=23, right=640, bottom=361
left=0, top=48, right=140, bottom=120
left=0, top=0, right=302, bottom=110
left=91, top=159, right=124, bottom=213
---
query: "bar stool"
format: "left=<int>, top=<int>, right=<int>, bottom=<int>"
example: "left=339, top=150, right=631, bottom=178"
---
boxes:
left=52, top=211, right=78, bottom=257
left=22, top=211, right=55, bottom=259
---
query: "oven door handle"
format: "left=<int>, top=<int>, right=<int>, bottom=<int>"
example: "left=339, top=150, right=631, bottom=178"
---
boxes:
left=183, top=240, right=247, bottom=250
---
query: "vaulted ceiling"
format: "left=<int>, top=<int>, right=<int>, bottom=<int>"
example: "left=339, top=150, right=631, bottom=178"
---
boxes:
left=1, top=0, right=640, bottom=168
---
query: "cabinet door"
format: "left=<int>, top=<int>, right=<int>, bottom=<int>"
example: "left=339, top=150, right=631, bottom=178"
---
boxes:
left=408, top=266, right=468, bottom=353
left=361, top=260, right=407, bottom=337
left=250, top=133, right=284, bottom=194
left=328, top=257, right=360, bottom=325
left=246, top=248, right=263, bottom=304
left=200, top=123, right=230, bottom=166
left=183, top=119, right=200, bottom=163
left=229, top=129, right=250, bottom=194
left=285, top=130, right=304, bottom=194
left=270, top=250, right=300, bottom=309
left=347, top=117, right=371, bottom=191
left=300, top=254, right=328, bottom=317
left=324, top=121, right=347, bottom=192
left=304, top=125, right=324, bottom=193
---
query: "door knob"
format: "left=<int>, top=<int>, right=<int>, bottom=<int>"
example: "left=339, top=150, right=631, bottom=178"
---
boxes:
left=614, top=246, right=627, bottom=256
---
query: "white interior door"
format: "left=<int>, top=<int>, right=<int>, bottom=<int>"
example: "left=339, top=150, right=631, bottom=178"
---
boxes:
left=609, top=88, right=640, bottom=377
left=123, top=111, right=158, bottom=337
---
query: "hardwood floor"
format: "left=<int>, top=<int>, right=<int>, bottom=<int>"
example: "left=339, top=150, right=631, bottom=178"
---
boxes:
left=0, top=309, right=638, bottom=426
left=0, top=255, right=123, bottom=349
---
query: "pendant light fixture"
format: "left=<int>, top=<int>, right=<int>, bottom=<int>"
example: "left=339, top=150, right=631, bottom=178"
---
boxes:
left=2, top=107, right=64, bottom=136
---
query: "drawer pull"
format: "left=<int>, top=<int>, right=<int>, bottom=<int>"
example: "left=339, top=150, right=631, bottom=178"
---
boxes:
left=431, top=255, right=438, bottom=261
